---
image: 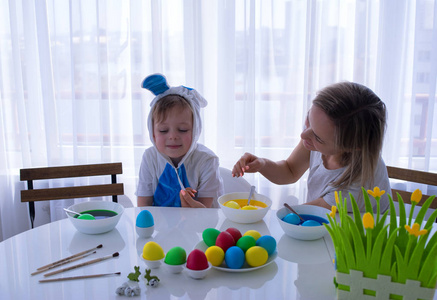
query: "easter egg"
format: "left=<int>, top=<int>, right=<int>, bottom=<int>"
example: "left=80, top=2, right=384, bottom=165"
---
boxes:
left=202, top=228, right=221, bottom=247
left=236, top=235, right=256, bottom=252
left=243, top=229, right=261, bottom=241
left=164, top=246, right=186, bottom=265
left=142, top=241, right=164, bottom=261
left=256, top=235, right=276, bottom=255
left=205, top=246, right=225, bottom=266
left=225, top=246, right=245, bottom=269
left=136, top=210, right=154, bottom=228
left=225, top=227, right=242, bottom=242
left=241, top=205, right=258, bottom=210
left=225, top=201, right=240, bottom=209
left=186, top=249, right=209, bottom=271
left=302, top=220, right=321, bottom=227
left=283, top=213, right=300, bottom=225
left=215, top=231, right=235, bottom=252
left=245, top=246, right=268, bottom=267
left=78, top=213, right=95, bottom=220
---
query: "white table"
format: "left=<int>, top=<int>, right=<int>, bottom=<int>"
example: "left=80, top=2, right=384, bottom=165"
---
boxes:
left=0, top=207, right=341, bottom=299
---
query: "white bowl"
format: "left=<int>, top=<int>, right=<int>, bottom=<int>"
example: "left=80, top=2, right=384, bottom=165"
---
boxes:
left=184, top=263, right=211, bottom=279
left=218, top=192, right=272, bottom=224
left=141, top=257, right=163, bottom=269
left=66, top=201, right=124, bottom=235
left=276, top=205, right=330, bottom=240
left=163, top=262, right=184, bottom=274
left=136, top=225, right=154, bottom=238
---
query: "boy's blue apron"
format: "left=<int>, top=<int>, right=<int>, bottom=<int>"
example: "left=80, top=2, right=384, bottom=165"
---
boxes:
left=153, top=163, right=190, bottom=207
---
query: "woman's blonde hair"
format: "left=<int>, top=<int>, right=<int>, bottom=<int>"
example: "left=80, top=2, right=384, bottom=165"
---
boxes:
left=312, top=82, right=386, bottom=189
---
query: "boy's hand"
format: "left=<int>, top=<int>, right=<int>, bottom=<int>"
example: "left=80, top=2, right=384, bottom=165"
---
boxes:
left=180, top=188, right=206, bottom=208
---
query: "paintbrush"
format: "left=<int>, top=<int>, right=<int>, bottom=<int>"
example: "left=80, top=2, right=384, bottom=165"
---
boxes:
left=43, top=252, right=119, bottom=277
left=31, top=251, right=97, bottom=276
left=36, top=244, right=103, bottom=271
left=39, top=272, right=121, bottom=283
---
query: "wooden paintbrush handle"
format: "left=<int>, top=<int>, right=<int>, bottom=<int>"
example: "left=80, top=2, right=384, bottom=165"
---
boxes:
left=39, top=272, right=120, bottom=283
left=44, top=253, right=118, bottom=277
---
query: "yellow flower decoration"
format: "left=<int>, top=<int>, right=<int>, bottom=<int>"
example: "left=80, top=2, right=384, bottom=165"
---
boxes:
left=411, top=189, right=422, bottom=204
left=405, top=223, right=428, bottom=237
left=367, top=187, right=385, bottom=199
left=363, top=212, right=374, bottom=229
left=330, top=206, right=337, bottom=218
left=335, top=191, right=339, bottom=204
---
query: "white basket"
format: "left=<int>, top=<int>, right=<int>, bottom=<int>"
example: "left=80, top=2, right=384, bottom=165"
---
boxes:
left=336, top=270, right=436, bottom=300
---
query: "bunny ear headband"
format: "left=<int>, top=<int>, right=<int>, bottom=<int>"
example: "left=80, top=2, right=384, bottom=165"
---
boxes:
left=141, top=74, right=207, bottom=109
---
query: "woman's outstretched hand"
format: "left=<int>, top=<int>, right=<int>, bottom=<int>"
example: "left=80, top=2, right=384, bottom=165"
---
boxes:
left=232, top=152, right=265, bottom=177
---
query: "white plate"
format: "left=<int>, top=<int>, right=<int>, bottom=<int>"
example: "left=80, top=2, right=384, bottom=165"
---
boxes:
left=195, top=241, right=277, bottom=273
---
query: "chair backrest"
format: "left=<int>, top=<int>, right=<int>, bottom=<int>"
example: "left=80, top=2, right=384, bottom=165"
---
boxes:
left=387, top=166, right=437, bottom=209
left=20, top=162, right=124, bottom=228
left=219, top=167, right=252, bottom=194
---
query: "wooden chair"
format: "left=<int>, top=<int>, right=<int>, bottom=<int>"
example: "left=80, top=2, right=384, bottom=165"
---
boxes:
left=387, top=166, right=437, bottom=209
left=20, top=162, right=124, bottom=228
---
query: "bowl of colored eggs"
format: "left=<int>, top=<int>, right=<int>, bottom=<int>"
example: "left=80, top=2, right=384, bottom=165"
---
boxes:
left=199, top=227, right=277, bottom=271
left=218, top=192, right=272, bottom=223
left=276, top=205, right=330, bottom=240
left=66, top=201, right=124, bottom=235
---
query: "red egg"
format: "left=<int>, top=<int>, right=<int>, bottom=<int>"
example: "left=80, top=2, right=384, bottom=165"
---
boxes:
left=215, top=231, right=235, bottom=252
left=225, top=227, right=242, bottom=242
left=186, top=249, right=209, bottom=271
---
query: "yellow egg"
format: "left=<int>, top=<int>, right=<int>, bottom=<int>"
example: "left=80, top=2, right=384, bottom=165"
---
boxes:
left=243, top=229, right=262, bottom=241
left=142, top=241, right=165, bottom=261
left=245, top=246, right=268, bottom=267
left=241, top=205, right=258, bottom=210
left=205, top=245, right=225, bottom=266
left=224, top=201, right=241, bottom=209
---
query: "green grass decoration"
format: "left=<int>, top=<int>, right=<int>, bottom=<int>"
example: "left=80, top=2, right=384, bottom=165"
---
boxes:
left=326, top=187, right=437, bottom=290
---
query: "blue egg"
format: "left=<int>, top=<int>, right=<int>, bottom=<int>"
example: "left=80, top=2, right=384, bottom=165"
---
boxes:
left=256, top=235, right=276, bottom=255
left=136, top=210, right=154, bottom=228
left=225, top=246, right=245, bottom=269
left=283, top=213, right=300, bottom=225
left=301, top=220, right=321, bottom=227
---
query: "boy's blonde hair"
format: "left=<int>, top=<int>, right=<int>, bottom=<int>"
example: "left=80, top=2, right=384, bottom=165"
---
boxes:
left=312, top=82, right=386, bottom=189
left=152, top=94, right=194, bottom=125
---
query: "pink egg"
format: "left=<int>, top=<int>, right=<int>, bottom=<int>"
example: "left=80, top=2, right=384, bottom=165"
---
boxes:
left=186, top=249, right=209, bottom=271
left=225, top=227, right=242, bottom=242
left=215, top=231, right=235, bottom=252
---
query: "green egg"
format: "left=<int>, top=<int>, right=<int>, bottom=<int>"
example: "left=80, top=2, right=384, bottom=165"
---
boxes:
left=164, top=246, right=187, bottom=265
left=77, top=213, right=95, bottom=220
left=202, top=228, right=221, bottom=247
left=236, top=235, right=256, bottom=252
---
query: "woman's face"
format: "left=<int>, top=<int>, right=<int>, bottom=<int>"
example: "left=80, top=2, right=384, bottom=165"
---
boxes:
left=300, top=106, right=339, bottom=156
left=153, top=106, right=193, bottom=165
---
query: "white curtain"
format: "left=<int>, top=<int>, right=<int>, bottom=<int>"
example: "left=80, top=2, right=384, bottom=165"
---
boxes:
left=0, top=0, right=436, bottom=241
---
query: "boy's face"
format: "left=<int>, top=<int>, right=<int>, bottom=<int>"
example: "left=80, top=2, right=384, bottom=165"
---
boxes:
left=153, top=106, right=193, bottom=165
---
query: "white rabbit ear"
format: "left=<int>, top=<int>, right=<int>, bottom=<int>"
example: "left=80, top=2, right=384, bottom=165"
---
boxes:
left=185, top=88, right=207, bottom=109
left=142, top=74, right=170, bottom=95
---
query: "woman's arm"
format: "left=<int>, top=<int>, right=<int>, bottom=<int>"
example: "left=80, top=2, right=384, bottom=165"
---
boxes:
left=233, top=140, right=311, bottom=185
left=304, top=197, right=331, bottom=210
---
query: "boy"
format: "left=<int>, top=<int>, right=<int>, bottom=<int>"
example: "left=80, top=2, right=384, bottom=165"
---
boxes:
left=136, top=74, right=224, bottom=208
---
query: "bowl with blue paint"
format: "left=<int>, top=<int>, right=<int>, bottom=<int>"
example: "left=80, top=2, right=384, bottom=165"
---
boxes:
left=276, top=205, right=330, bottom=240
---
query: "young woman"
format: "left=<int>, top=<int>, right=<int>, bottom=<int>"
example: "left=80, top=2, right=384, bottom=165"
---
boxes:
left=232, top=82, right=390, bottom=212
